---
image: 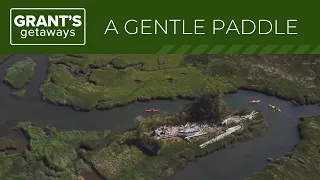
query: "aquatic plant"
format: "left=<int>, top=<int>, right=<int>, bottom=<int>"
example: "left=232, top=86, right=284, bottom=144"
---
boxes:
left=12, top=89, right=27, bottom=97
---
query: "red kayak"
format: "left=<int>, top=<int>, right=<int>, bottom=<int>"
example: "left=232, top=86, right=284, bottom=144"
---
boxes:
left=145, top=109, right=160, bottom=112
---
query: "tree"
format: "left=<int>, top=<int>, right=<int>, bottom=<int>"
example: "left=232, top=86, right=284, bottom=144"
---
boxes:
left=212, top=91, right=231, bottom=123
left=186, top=94, right=214, bottom=123
left=186, top=91, right=231, bottom=124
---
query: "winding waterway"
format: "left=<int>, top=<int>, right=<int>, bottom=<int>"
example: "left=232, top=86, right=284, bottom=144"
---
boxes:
left=0, top=54, right=190, bottom=132
left=1, top=54, right=319, bottom=180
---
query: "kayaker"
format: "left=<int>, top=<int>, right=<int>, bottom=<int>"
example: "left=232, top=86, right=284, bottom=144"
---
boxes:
left=145, top=108, right=160, bottom=112
left=249, top=99, right=260, bottom=104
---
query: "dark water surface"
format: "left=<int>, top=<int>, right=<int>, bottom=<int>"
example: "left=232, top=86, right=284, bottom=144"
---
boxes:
left=1, top=55, right=319, bottom=180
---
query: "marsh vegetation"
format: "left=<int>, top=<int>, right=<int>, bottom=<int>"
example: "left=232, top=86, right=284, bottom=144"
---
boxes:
left=0, top=122, right=110, bottom=180
left=3, top=57, right=36, bottom=89
left=38, top=54, right=320, bottom=110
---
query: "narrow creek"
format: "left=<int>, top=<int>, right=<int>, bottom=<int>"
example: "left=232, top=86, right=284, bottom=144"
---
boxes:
left=0, top=55, right=319, bottom=180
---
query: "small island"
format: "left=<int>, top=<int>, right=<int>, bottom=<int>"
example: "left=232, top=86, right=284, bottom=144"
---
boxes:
left=12, top=89, right=27, bottom=98
left=0, top=93, right=267, bottom=180
left=4, top=57, right=36, bottom=89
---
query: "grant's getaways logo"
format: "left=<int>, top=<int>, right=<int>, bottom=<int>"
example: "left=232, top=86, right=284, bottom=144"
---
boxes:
left=10, top=8, right=86, bottom=45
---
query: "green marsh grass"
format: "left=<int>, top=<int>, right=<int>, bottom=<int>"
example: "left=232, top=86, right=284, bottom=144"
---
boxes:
left=4, top=57, right=36, bottom=89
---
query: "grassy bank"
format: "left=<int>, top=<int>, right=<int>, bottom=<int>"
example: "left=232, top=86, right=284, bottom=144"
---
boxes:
left=82, top=109, right=266, bottom=180
left=248, top=116, right=320, bottom=180
left=40, top=55, right=320, bottom=110
left=0, top=122, right=110, bottom=180
left=0, top=138, right=16, bottom=151
left=3, top=57, right=36, bottom=89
